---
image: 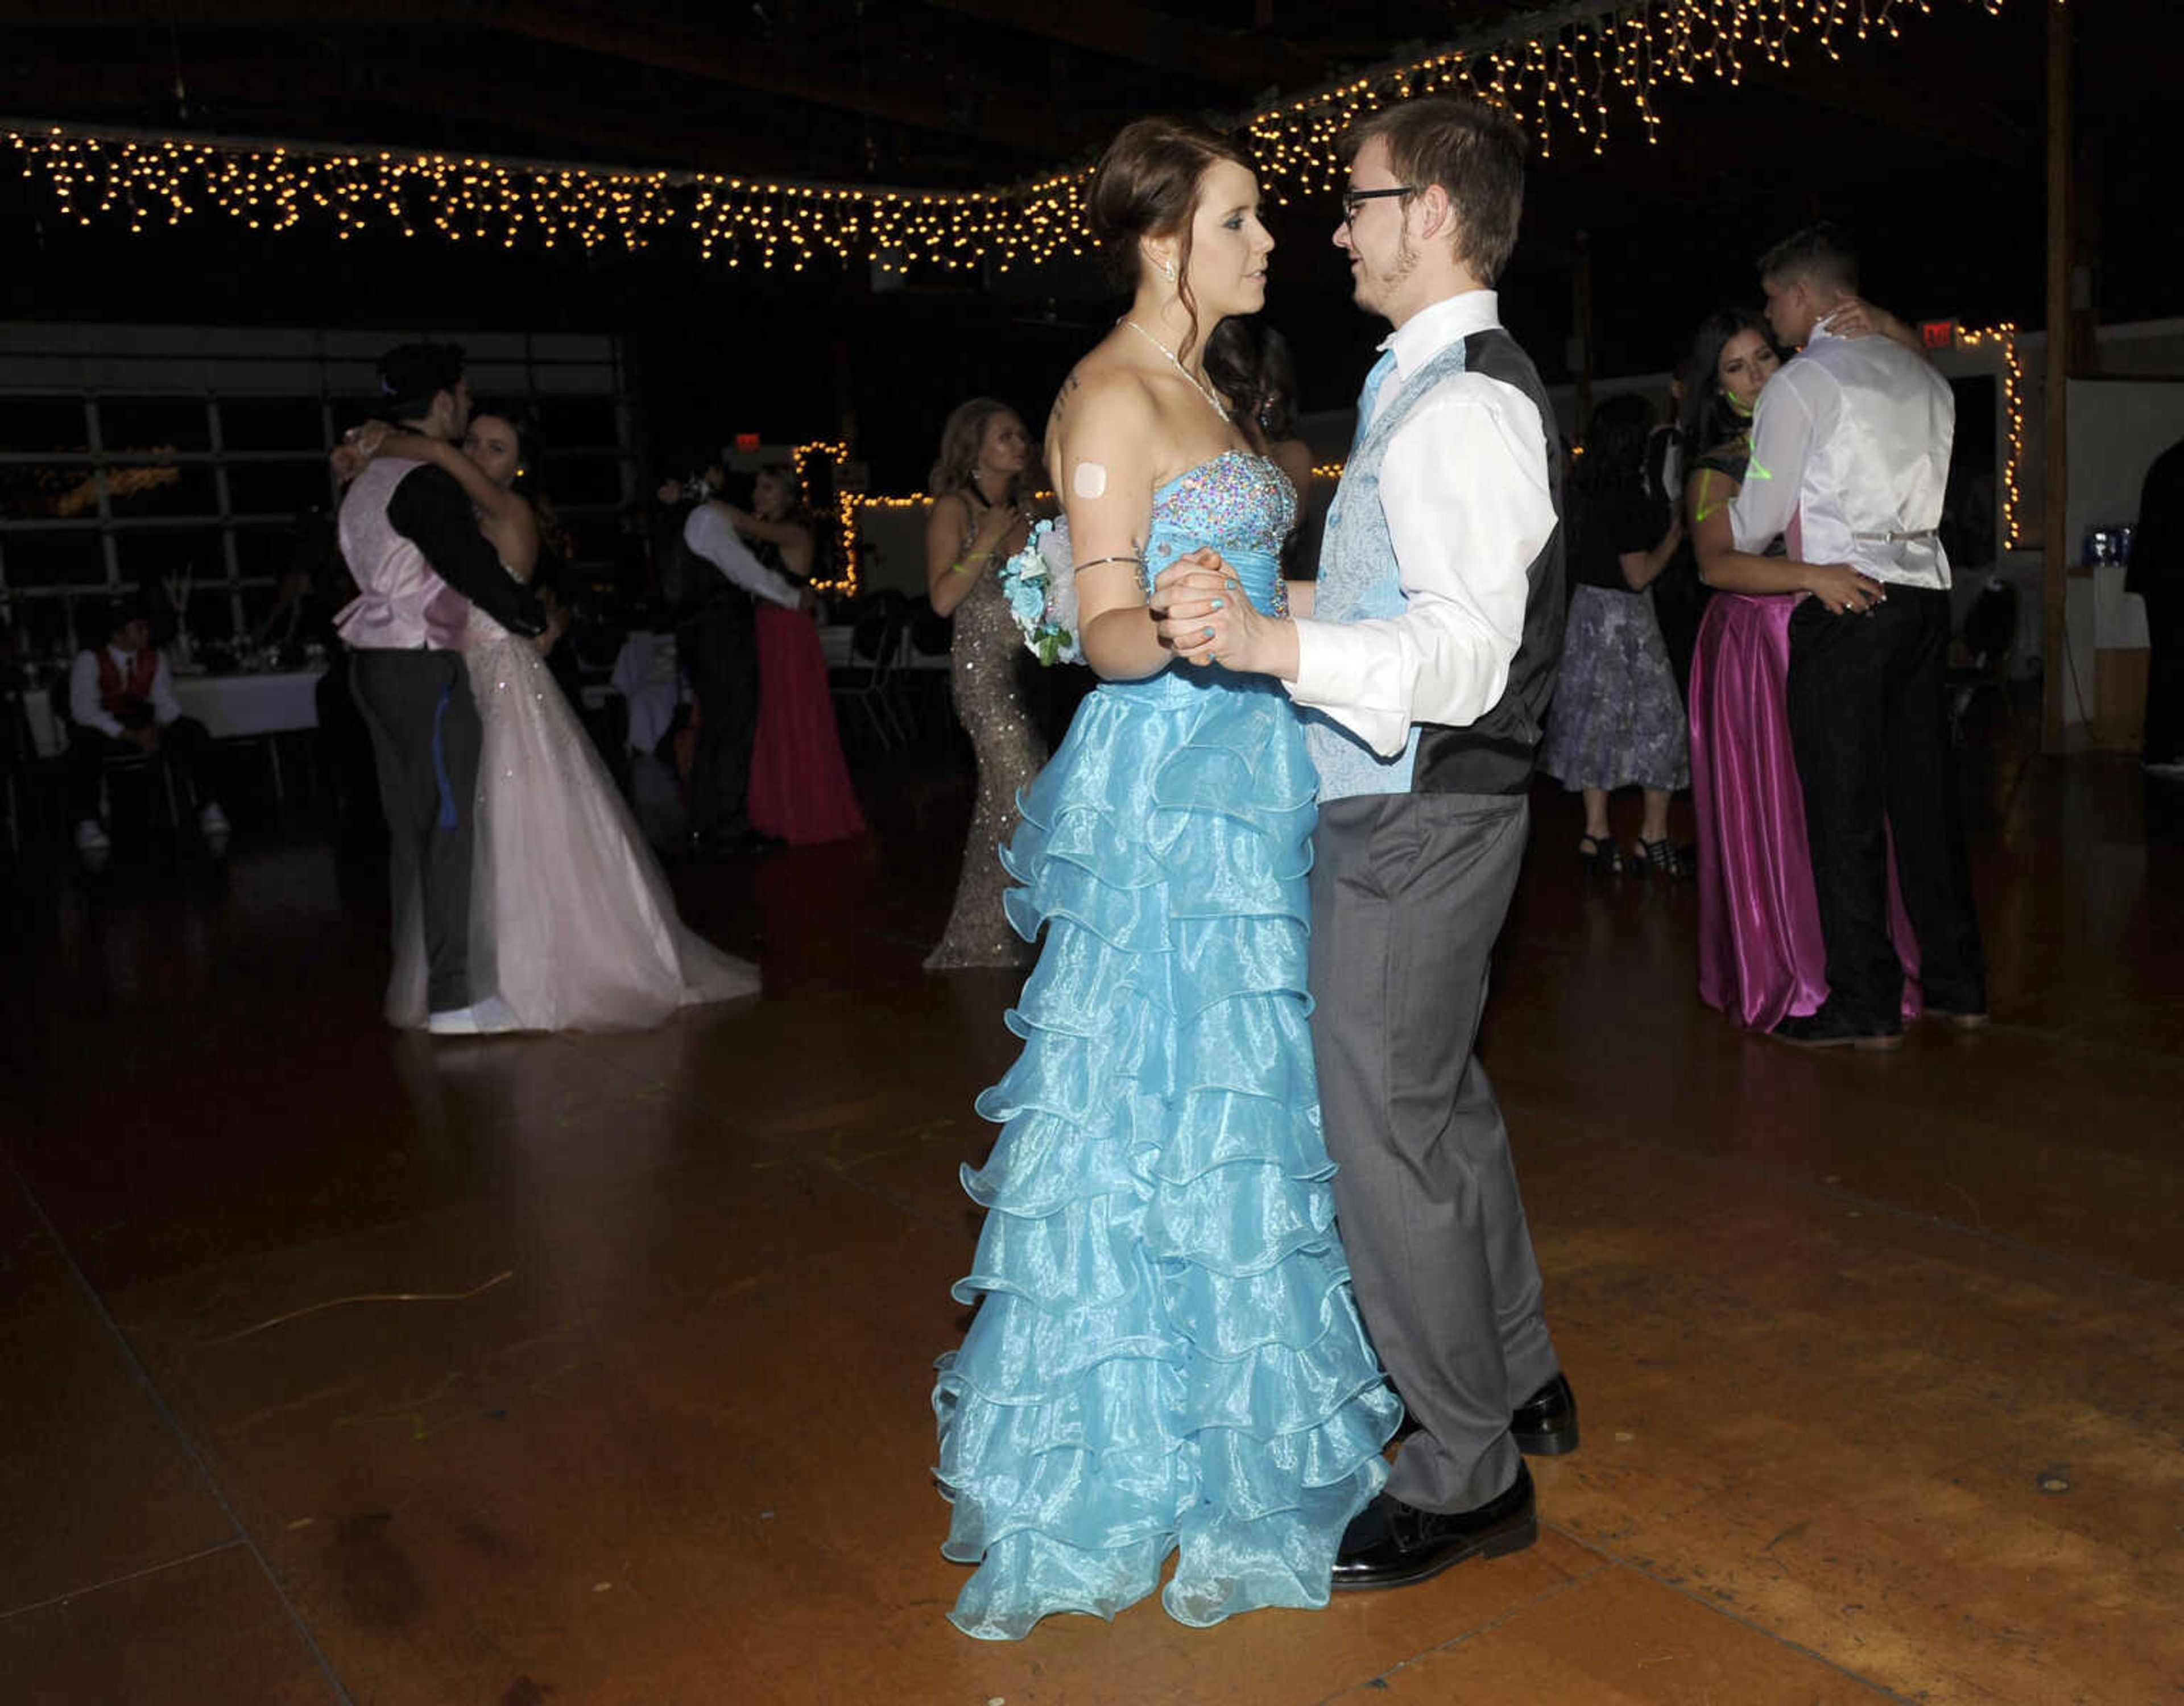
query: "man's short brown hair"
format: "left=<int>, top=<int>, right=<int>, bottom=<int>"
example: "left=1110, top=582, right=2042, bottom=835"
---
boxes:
left=1341, top=95, right=1528, bottom=285
left=1757, top=223, right=1859, bottom=297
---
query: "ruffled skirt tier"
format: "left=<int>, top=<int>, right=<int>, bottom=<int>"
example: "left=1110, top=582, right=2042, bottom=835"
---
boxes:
left=933, top=672, right=1399, bottom=1641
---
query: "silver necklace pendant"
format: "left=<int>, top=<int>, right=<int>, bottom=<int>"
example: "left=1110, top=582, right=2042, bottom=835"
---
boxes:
left=1123, top=318, right=1231, bottom=424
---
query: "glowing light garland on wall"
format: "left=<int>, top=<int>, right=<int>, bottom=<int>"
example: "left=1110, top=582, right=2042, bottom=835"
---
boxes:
left=1956, top=322, right=2026, bottom=548
left=6, top=0, right=2006, bottom=272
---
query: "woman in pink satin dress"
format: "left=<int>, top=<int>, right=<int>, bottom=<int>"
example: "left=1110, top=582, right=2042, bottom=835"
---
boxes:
left=1681, top=307, right=1925, bottom=1032
left=346, top=411, right=761, bottom=1030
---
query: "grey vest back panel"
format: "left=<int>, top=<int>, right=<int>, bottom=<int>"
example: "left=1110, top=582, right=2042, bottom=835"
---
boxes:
left=1411, top=326, right=1565, bottom=796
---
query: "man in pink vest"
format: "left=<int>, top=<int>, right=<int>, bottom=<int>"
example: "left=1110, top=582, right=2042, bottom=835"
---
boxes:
left=65, top=597, right=224, bottom=864
left=336, top=342, right=548, bottom=1034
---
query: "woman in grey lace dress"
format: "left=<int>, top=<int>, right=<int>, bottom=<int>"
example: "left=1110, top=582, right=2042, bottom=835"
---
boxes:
left=1538, top=391, right=1692, bottom=878
left=923, top=399, right=1048, bottom=968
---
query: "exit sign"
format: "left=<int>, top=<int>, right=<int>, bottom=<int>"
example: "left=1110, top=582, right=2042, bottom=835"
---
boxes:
left=1920, top=319, right=1958, bottom=350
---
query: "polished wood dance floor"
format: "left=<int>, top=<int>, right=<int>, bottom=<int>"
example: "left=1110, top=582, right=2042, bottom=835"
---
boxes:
left=5, top=726, right=2180, bottom=1704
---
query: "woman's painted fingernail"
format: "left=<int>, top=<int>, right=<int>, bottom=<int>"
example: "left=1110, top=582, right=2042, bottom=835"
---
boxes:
left=1210, top=598, right=1224, bottom=610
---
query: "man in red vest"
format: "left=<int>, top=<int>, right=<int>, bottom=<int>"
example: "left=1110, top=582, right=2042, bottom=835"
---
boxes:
left=65, top=598, right=225, bottom=864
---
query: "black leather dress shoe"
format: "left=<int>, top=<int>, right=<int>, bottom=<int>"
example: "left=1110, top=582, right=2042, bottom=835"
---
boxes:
left=1510, top=1373, right=1579, bottom=1456
left=1331, top=1463, right=1538, bottom=1591
left=1769, top=1009, right=1902, bottom=1052
left=1390, top=1373, right=1579, bottom=1455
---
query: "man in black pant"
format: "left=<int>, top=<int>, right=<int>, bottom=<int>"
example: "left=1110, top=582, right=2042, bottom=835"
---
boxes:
left=65, top=597, right=227, bottom=864
left=336, top=342, right=549, bottom=1034
left=660, top=469, right=809, bottom=857
left=1730, top=226, right=1987, bottom=1049
left=2131, top=434, right=2184, bottom=781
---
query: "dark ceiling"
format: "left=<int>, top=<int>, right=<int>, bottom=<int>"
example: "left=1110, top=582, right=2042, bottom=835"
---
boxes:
left=2, top=3, right=1673, bottom=185
left=0, top=2, right=2169, bottom=483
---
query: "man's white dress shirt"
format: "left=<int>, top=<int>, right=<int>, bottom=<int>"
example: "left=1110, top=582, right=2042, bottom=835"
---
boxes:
left=1287, top=291, right=1560, bottom=758
left=682, top=506, right=804, bottom=608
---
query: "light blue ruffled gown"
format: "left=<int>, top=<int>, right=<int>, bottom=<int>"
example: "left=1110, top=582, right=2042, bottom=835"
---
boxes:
left=932, top=451, right=1402, bottom=1642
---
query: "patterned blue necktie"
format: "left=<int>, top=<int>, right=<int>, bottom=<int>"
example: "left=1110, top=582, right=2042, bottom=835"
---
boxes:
left=1349, top=347, right=1399, bottom=454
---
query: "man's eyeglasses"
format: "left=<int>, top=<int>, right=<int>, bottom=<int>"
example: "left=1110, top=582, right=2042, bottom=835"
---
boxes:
left=1341, top=186, right=1417, bottom=226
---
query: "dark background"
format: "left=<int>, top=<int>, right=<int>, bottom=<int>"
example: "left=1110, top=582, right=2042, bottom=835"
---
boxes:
left=0, top=1, right=2169, bottom=490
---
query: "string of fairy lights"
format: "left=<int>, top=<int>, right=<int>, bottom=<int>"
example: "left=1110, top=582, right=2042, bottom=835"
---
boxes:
left=9, top=0, right=2025, bottom=593
left=1956, top=322, right=2026, bottom=547
left=5, top=0, right=2008, bottom=271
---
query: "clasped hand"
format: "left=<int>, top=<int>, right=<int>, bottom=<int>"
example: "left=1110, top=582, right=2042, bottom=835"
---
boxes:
left=1151, top=551, right=1267, bottom=670
left=1806, top=562, right=1887, bottom=618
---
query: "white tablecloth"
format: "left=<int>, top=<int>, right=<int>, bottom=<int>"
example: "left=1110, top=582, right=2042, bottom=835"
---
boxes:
left=23, top=667, right=325, bottom=758
left=172, top=669, right=326, bottom=739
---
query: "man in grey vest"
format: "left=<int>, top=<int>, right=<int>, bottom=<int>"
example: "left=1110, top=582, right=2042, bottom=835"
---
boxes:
left=1156, top=94, right=1572, bottom=1589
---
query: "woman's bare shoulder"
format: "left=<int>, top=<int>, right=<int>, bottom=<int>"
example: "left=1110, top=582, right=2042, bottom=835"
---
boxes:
left=1049, top=338, right=1156, bottom=434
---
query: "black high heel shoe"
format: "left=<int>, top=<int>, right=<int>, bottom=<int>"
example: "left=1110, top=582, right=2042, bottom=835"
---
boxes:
left=1637, top=837, right=1695, bottom=880
left=1578, top=833, right=1620, bottom=879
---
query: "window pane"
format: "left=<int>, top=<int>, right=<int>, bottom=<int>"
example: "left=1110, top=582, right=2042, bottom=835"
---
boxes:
left=535, top=396, right=618, bottom=449
left=114, top=530, right=227, bottom=603
left=7, top=595, right=78, bottom=665
left=226, top=459, right=334, bottom=516
left=2, top=529, right=110, bottom=590
left=96, top=397, right=213, bottom=453
left=0, top=397, right=89, bottom=454
left=232, top=522, right=316, bottom=579
left=220, top=398, right=326, bottom=452
left=106, top=463, right=220, bottom=520
left=2, top=463, right=88, bottom=521
left=184, top=586, right=244, bottom=647
left=545, top=454, right=624, bottom=506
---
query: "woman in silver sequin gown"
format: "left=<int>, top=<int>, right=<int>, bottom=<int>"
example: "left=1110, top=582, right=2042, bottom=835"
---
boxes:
left=350, top=412, right=760, bottom=1029
left=923, top=400, right=1049, bottom=970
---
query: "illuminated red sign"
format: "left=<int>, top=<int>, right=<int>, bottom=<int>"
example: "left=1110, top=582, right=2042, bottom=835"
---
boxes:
left=733, top=432, right=762, bottom=452
left=1920, top=319, right=1957, bottom=351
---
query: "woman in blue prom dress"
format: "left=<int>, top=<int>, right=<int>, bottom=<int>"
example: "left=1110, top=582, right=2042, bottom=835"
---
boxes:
left=932, top=119, right=1400, bottom=1642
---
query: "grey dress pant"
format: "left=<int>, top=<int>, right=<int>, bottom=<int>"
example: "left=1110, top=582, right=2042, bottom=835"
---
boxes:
left=350, top=648, right=481, bottom=1014
left=1308, top=790, right=1560, bottom=1514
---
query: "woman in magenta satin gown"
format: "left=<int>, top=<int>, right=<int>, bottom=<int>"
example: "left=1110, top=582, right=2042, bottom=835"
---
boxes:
left=1681, top=307, right=1925, bottom=1032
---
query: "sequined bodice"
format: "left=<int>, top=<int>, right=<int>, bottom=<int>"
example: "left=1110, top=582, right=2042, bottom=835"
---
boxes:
left=1142, top=452, right=1296, bottom=617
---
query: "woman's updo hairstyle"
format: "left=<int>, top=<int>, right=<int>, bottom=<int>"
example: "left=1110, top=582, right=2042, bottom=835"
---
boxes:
left=1087, top=118, right=1254, bottom=380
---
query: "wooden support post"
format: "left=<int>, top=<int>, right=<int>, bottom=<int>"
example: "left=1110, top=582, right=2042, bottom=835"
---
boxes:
left=2042, top=0, right=2073, bottom=752
left=1573, top=230, right=1594, bottom=448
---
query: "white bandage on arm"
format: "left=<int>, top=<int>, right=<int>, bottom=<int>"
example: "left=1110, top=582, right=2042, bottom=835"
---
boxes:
left=1072, top=461, right=1109, bottom=500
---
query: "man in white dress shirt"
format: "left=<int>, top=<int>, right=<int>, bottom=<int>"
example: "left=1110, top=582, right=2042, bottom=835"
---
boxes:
left=1732, top=225, right=1988, bottom=1049
left=665, top=474, right=812, bottom=858
left=1157, top=94, right=1574, bottom=1591
left=66, top=598, right=226, bottom=864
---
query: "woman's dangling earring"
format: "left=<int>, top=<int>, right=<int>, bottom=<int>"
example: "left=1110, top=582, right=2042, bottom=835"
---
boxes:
left=1163, top=258, right=1177, bottom=284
